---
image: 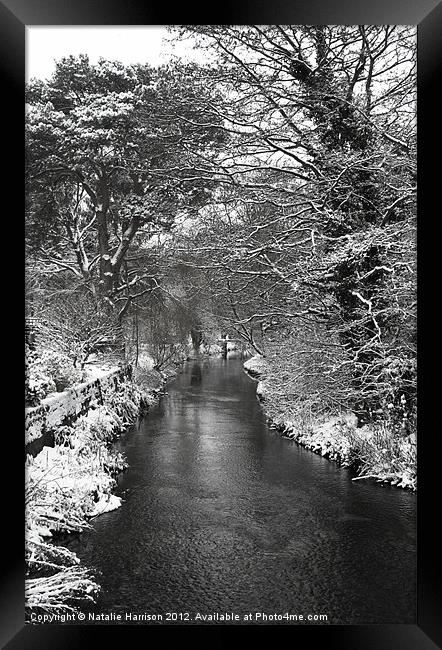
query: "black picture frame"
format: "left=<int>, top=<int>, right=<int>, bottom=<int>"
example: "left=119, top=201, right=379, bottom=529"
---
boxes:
left=3, top=1, right=441, bottom=647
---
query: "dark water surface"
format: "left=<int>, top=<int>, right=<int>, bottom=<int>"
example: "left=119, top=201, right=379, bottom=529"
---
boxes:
left=65, top=357, right=416, bottom=624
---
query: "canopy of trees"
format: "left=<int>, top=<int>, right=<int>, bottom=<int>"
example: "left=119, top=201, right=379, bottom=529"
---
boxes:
left=26, top=26, right=416, bottom=434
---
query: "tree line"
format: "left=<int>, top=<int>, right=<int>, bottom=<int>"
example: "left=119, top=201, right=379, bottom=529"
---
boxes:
left=26, top=26, right=416, bottom=434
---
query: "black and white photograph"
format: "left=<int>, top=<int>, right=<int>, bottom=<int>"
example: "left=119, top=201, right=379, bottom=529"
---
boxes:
left=23, top=22, right=419, bottom=631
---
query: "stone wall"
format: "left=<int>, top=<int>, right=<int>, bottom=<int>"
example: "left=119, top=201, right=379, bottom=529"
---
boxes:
left=25, top=367, right=132, bottom=453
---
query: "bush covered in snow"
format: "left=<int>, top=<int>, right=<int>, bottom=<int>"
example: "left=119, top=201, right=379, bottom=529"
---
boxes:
left=25, top=345, right=54, bottom=405
left=106, top=381, right=144, bottom=424
left=347, top=422, right=416, bottom=489
left=244, top=355, right=416, bottom=491
left=25, top=345, right=83, bottom=404
left=243, top=355, right=267, bottom=379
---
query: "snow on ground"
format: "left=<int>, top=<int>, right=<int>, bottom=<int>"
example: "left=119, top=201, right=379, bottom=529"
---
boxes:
left=89, top=493, right=122, bottom=517
left=25, top=371, right=162, bottom=614
left=82, top=363, right=119, bottom=381
left=26, top=378, right=151, bottom=536
left=243, top=355, right=267, bottom=378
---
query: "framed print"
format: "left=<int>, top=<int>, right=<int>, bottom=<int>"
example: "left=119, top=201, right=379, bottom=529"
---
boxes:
left=1, top=0, right=440, bottom=647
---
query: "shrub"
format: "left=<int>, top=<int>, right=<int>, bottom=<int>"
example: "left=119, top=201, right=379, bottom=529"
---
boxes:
left=347, top=421, right=416, bottom=486
left=25, top=348, right=83, bottom=403
left=25, top=346, right=57, bottom=404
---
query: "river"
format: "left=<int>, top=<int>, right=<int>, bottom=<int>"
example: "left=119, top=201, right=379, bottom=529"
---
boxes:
left=64, top=356, right=416, bottom=624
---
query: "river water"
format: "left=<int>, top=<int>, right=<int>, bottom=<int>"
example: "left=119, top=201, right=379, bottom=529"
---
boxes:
left=64, top=356, right=416, bottom=624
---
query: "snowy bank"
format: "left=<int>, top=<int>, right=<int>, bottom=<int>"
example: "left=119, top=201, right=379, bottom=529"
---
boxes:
left=244, top=355, right=416, bottom=491
left=25, top=369, right=163, bottom=617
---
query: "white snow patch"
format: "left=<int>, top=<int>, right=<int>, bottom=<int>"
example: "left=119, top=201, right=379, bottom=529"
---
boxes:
left=89, top=494, right=122, bottom=517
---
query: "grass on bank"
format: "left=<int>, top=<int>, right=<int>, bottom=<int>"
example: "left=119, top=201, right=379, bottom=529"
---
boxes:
left=244, top=355, right=416, bottom=490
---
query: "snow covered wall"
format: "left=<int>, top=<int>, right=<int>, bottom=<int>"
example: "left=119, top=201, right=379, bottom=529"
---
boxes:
left=25, top=367, right=132, bottom=450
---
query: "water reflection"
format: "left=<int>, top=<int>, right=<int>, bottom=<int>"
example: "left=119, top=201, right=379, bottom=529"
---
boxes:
left=190, top=362, right=202, bottom=385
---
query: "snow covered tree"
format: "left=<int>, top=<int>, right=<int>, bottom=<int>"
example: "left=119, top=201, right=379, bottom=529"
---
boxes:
left=26, top=56, right=225, bottom=323
left=172, top=25, right=416, bottom=427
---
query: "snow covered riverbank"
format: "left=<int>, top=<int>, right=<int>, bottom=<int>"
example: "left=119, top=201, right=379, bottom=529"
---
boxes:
left=244, top=356, right=416, bottom=491
left=25, top=369, right=163, bottom=616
